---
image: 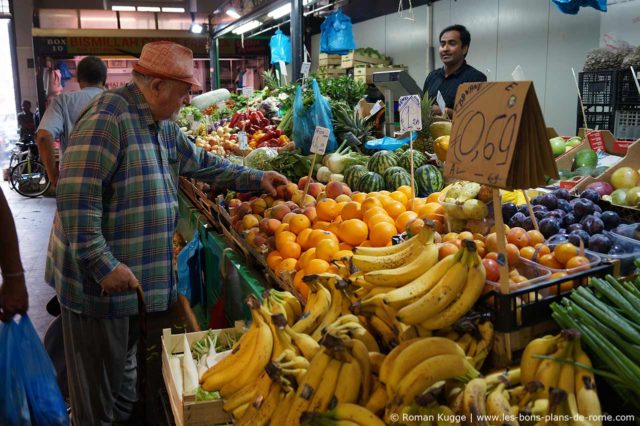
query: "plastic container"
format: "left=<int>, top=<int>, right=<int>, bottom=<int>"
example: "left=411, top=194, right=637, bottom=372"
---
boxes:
left=439, top=191, right=494, bottom=234
left=534, top=235, right=602, bottom=275
left=588, top=229, right=640, bottom=276
left=485, top=258, right=552, bottom=293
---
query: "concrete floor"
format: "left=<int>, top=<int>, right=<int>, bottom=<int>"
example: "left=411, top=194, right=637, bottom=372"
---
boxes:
left=2, top=179, right=57, bottom=339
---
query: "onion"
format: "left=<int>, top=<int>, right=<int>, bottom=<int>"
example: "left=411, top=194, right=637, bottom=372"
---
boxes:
left=585, top=181, right=613, bottom=196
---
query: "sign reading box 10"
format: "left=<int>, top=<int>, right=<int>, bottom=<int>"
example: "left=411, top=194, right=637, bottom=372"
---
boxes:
left=399, top=95, right=422, bottom=133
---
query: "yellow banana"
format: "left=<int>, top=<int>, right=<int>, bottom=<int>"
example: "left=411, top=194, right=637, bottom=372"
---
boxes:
left=379, top=338, right=421, bottom=385
left=285, top=348, right=333, bottom=425
left=486, top=383, right=517, bottom=426
left=478, top=320, right=494, bottom=349
left=461, top=378, right=488, bottom=425
left=455, top=333, right=473, bottom=354
left=270, top=390, right=296, bottom=425
left=534, top=336, right=574, bottom=398
left=363, top=243, right=439, bottom=287
left=519, top=334, right=563, bottom=385
left=574, top=341, right=601, bottom=424
left=365, top=381, right=388, bottom=414
left=231, top=402, right=249, bottom=420
left=308, top=358, right=341, bottom=412
left=239, top=380, right=283, bottom=426
left=227, top=371, right=271, bottom=418
left=273, top=289, right=303, bottom=320
left=352, top=239, right=425, bottom=272
left=354, top=226, right=433, bottom=257
left=485, top=367, right=521, bottom=389
left=382, top=253, right=458, bottom=309
left=398, top=324, right=419, bottom=342
left=333, top=354, right=362, bottom=404
left=348, top=339, right=372, bottom=404
left=292, top=282, right=331, bottom=334
left=284, top=322, right=321, bottom=360
left=355, top=329, right=380, bottom=352
left=368, top=352, right=385, bottom=375
left=369, top=314, right=397, bottom=348
left=328, top=403, right=386, bottom=426
left=311, top=281, right=344, bottom=340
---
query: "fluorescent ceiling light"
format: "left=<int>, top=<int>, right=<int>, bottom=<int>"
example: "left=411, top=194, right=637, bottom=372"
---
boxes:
left=190, top=22, right=204, bottom=33
left=162, top=7, right=185, bottom=13
left=268, top=4, right=290, bottom=19
left=232, top=20, right=260, bottom=34
left=137, top=6, right=161, bottom=12
left=111, top=5, right=136, bottom=11
left=226, top=8, right=241, bottom=19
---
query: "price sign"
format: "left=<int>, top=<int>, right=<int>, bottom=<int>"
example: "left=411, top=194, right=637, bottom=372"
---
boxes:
left=436, top=91, right=446, bottom=116
left=310, top=126, right=330, bottom=155
left=586, top=130, right=606, bottom=152
left=279, top=61, right=288, bottom=76
left=238, top=131, right=248, bottom=150
left=398, top=95, right=422, bottom=133
left=300, top=62, right=311, bottom=77
left=242, top=86, right=253, bottom=98
left=445, top=81, right=558, bottom=189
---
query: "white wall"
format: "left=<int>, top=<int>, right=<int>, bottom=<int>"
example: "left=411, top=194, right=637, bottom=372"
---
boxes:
left=14, top=0, right=37, bottom=110
left=313, top=1, right=605, bottom=136
left=600, top=0, right=640, bottom=48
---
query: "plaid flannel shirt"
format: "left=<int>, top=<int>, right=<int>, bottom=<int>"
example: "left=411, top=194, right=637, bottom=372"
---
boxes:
left=46, top=83, right=264, bottom=318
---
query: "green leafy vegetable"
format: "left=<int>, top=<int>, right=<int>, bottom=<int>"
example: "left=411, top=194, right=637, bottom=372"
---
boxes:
left=270, top=149, right=311, bottom=182
left=195, top=387, right=221, bottom=401
left=177, top=106, right=204, bottom=128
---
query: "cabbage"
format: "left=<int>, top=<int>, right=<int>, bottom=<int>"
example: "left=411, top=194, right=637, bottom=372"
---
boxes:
left=244, top=148, right=278, bottom=170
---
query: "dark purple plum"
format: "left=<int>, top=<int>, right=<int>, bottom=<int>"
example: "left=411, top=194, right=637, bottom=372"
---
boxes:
left=502, top=203, right=518, bottom=222
left=580, top=189, right=601, bottom=204
left=508, top=212, right=527, bottom=228
left=552, top=209, right=566, bottom=217
left=557, top=228, right=567, bottom=234
left=561, top=213, right=577, bottom=228
left=518, top=205, right=530, bottom=215
left=593, top=205, right=602, bottom=213
left=573, top=199, right=595, bottom=218
left=557, top=199, right=572, bottom=213
left=582, top=216, right=605, bottom=235
left=568, top=230, right=590, bottom=246
left=588, top=233, right=612, bottom=254
left=534, top=211, right=547, bottom=221
left=539, top=217, right=561, bottom=239
left=540, top=194, right=558, bottom=210
left=532, top=205, right=548, bottom=212
left=566, top=223, right=583, bottom=233
left=522, top=217, right=534, bottom=231
left=531, top=195, right=544, bottom=205
left=570, top=198, right=581, bottom=207
left=553, top=188, right=571, bottom=201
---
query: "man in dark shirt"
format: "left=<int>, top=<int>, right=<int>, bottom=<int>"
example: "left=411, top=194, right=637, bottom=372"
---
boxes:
left=423, top=24, right=487, bottom=118
left=17, top=100, right=39, bottom=141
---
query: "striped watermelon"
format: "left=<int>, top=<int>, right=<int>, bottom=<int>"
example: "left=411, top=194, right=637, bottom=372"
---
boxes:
left=382, top=166, right=408, bottom=182
left=344, top=165, right=369, bottom=191
left=399, top=150, right=429, bottom=172
left=386, top=172, right=417, bottom=192
left=357, top=172, right=385, bottom=193
left=415, top=165, right=444, bottom=197
left=367, top=150, right=398, bottom=176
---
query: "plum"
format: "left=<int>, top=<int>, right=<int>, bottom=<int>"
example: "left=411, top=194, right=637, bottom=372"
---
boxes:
left=613, top=224, right=640, bottom=240
left=593, top=204, right=602, bottom=213
left=531, top=195, right=544, bottom=205
left=582, top=216, right=605, bottom=235
left=566, top=223, right=583, bottom=233
left=552, top=209, right=566, bottom=217
left=540, top=194, right=558, bottom=210
left=580, top=189, right=600, bottom=204
left=553, top=188, right=571, bottom=201
left=502, top=203, right=518, bottom=222
left=557, top=199, right=572, bottom=213
left=561, top=213, right=577, bottom=228
left=557, top=228, right=567, bottom=234
left=508, top=212, right=527, bottom=228
left=522, top=217, right=534, bottom=231
left=539, top=217, right=561, bottom=238
left=568, top=230, right=590, bottom=246
left=573, top=199, right=595, bottom=218
left=535, top=211, right=547, bottom=221
left=588, top=233, right=613, bottom=254
left=518, top=205, right=531, bottom=215
left=570, top=198, right=581, bottom=207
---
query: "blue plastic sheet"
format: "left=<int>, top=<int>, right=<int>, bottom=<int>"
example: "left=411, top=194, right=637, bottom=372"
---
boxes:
left=292, top=79, right=337, bottom=154
left=269, top=29, right=292, bottom=64
left=0, top=315, right=68, bottom=426
left=364, top=132, right=418, bottom=151
left=320, top=10, right=356, bottom=55
left=552, top=0, right=606, bottom=14
left=177, top=230, right=205, bottom=306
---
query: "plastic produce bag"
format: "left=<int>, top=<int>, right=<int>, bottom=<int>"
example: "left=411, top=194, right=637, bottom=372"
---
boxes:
left=364, top=132, right=418, bottom=151
left=552, top=0, right=606, bottom=14
left=269, top=29, right=291, bottom=64
left=292, top=79, right=337, bottom=155
left=0, top=315, right=68, bottom=426
left=177, top=230, right=205, bottom=306
left=320, top=10, right=356, bottom=55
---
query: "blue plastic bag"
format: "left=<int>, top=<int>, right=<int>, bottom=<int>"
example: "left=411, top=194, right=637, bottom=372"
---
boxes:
left=552, top=0, right=606, bottom=14
left=320, top=10, right=356, bottom=55
left=292, top=79, right=337, bottom=155
left=177, top=230, right=205, bottom=306
left=0, top=315, right=69, bottom=426
left=364, top=132, right=418, bottom=151
left=270, top=29, right=292, bottom=64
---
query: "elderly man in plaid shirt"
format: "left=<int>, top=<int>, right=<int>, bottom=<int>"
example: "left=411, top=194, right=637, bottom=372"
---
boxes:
left=45, top=41, right=287, bottom=425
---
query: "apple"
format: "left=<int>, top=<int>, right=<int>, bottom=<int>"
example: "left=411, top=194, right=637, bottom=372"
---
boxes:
left=242, top=214, right=260, bottom=230
left=227, top=198, right=241, bottom=209
left=326, top=181, right=344, bottom=199
left=549, top=137, right=566, bottom=157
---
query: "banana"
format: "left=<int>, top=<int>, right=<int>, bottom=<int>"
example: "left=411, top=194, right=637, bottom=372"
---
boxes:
left=365, top=381, right=388, bottom=414
left=333, top=354, right=362, bottom=404
left=462, top=378, right=489, bottom=426
left=455, top=333, right=473, bottom=354
left=263, top=310, right=294, bottom=361
left=397, top=252, right=470, bottom=324
left=311, top=281, right=345, bottom=340
left=368, top=352, right=385, bottom=375
left=328, top=403, right=386, bottom=426
left=266, top=292, right=295, bottom=326
left=418, top=251, right=486, bottom=330
left=415, top=324, right=433, bottom=337
left=308, top=358, right=342, bottom=412
left=535, top=334, right=575, bottom=398
left=382, top=253, right=459, bottom=309
left=355, top=329, right=380, bottom=352
left=574, top=342, right=601, bottom=424
left=354, top=225, right=433, bottom=257
left=363, top=243, right=439, bottom=287
left=274, top=289, right=303, bottom=320
left=231, top=402, right=249, bottom=420
left=485, top=367, right=521, bottom=389
left=285, top=348, right=333, bottom=425
left=379, top=338, right=421, bottom=385
left=486, top=383, right=517, bottom=426
left=386, top=337, right=466, bottom=393
left=519, top=334, right=563, bottom=385
left=398, top=324, right=420, bottom=342
left=270, top=390, right=296, bottom=425
left=292, top=282, right=331, bottom=334
left=227, top=371, right=271, bottom=417
left=352, top=239, right=425, bottom=272
left=238, top=380, right=282, bottom=426
left=348, top=339, right=372, bottom=404
left=283, top=322, right=321, bottom=360
left=478, top=320, right=494, bottom=349
left=368, top=314, right=397, bottom=348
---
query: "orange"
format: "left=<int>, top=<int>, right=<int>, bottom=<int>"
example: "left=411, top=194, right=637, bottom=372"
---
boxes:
left=406, top=218, right=425, bottom=237
left=293, top=270, right=309, bottom=302
left=279, top=241, right=302, bottom=259
left=385, top=201, right=406, bottom=219
left=426, top=192, right=441, bottom=203
left=296, top=228, right=313, bottom=250
left=297, top=248, right=317, bottom=270
left=409, top=198, right=426, bottom=212
left=308, top=229, right=339, bottom=247
left=534, top=243, right=551, bottom=257
left=266, top=251, right=284, bottom=270
left=538, top=253, right=563, bottom=270
left=293, top=268, right=305, bottom=288
left=526, top=230, right=545, bottom=246
left=275, top=223, right=290, bottom=234
left=332, top=201, right=347, bottom=218
left=397, top=185, right=413, bottom=199
left=341, top=202, right=363, bottom=220
left=275, top=258, right=298, bottom=275
left=565, top=255, right=590, bottom=271
left=367, top=213, right=396, bottom=228
left=379, top=190, right=391, bottom=196
left=313, top=221, right=331, bottom=231
left=553, top=243, right=578, bottom=266
left=395, top=211, right=419, bottom=233
left=338, top=219, right=369, bottom=246
left=546, top=272, right=573, bottom=295
left=289, top=214, right=311, bottom=234
left=275, top=231, right=297, bottom=249
left=331, top=249, right=354, bottom=261
left=304, top=258, right=331, bottom=275
left=370, top=222, right=397, bottom=247
left=363, top=206, right=387, bottom=223
left=339, top=242, right=354, bottom=251
left=519, top=246, right=536, bottom=261
left=390, top=191, right=409, bottom=207
left=351, top=192, right=367, bottom=203
left=317, top=198, right=338, bottom=221
left=316, top=238, right=340, bottom=261
left=359, top=240, right=372, bottom=247
left=361, top=197, right=383, bottom=212
left=506, top=243, right=520, bottom=266
left=443, top=232, right=459, bottom=243
left=377, top=194, right=394, bottom=207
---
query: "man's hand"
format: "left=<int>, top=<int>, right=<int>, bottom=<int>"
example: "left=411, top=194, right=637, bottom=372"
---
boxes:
left=99, top=264, right=140, bottom=295
left=431, top=104, right=443, bottom=116
left=0, top=275, right=28, bottom=321
left=260, top=171, right=288, bottom=196
left=49, top=169, right=60, bottom=188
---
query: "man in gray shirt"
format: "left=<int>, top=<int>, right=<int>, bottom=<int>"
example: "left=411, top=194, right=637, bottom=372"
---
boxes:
left=36, top=56, right=107, bottom=187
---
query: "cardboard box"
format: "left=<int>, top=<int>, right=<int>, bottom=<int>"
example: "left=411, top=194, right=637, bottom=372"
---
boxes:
left=577, top=129, right=635, bottom=156
left=353, top=65, right=408, bottom=84
left=341, top=51, right=390, bottom=69
left=162, top=324, right=244, bottom=426
left=555, top=139, right=590, bottom=171
left=318, top=67, right=347, bottom=77
left=318, top=53, right=342, bottom=67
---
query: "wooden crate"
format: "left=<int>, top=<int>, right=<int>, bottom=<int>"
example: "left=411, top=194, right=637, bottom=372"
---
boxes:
left=490, top=320, right=559, bottom=367
left=341, top=51, right=390, bottom=69
left=318, top=53, right=342, bottom=67
left=318, top=66, right=347, bottom=78
left=353, top=65, right=408, bottom=84
left=161, top=324, right=245, bottom=426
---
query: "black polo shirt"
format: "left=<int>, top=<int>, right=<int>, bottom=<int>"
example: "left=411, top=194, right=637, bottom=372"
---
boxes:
left=422, top=62, right=487, bottom=109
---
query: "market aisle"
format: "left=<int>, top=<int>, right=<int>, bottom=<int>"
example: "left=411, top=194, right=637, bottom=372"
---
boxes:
left=2, top=179, right=57, bottom=339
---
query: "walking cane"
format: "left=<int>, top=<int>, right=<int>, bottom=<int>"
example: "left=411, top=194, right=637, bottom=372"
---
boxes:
left=136, top=286, right=147, bottom=424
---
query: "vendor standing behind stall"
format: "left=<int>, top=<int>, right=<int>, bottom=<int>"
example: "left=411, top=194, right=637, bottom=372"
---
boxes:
left=46, top=41, right=287, bottom=425
left=423, top=24, right=487, bottom=118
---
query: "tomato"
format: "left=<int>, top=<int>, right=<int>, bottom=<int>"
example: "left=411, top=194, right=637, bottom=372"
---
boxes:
left=482, top=258, right=500, bottom=282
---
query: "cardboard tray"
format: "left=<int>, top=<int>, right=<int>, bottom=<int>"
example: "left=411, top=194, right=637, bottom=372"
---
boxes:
left=161, top=324, right=244, bottom=426
left=341, top=51, right=390, bottom=68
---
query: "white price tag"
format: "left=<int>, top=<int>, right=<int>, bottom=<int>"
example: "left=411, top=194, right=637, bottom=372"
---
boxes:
left=436, top=91, right=446, bottom=117
left=241, top=86, right=254, bottom=98
left=399, top=95, right=422, bottom=133
left=301, top=62, right=311, bottom=77
left=279, top=61, right=288, bottom=76
left=238, top=131, right=248, bottom=150
left=310, top=126, right=330, bottom=155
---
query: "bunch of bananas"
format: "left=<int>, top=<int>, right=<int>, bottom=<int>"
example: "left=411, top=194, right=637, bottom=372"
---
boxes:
left=437, top=315, right=495, bottom=370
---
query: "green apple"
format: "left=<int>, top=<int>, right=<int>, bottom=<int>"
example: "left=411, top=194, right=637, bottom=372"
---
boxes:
left=550, top=137, right=567, bottom=157
left=565, top=137, right=582, bottom=149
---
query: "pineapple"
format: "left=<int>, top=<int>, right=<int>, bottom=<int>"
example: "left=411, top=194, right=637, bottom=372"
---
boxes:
left=416, top=93, right=436, bottom=153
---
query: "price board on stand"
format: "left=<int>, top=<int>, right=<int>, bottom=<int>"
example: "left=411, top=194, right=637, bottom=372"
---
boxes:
left=444, top=81, right=558, bottom=190
left=399, top=95, right=422, bottom=133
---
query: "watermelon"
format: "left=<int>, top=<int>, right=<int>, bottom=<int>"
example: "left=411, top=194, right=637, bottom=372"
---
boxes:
left=357, top=172, right=385, bottom=193
left=415, top=164, right=444, bottom=196
left=399, top=150, right=429, bottom=171
left=367, top=150, right=398, bottom=176
left=382, top=166, right=408, bottom=182
left=386, top=172, right=417, bottom=192
left=344, top=165, right=369, bottom=191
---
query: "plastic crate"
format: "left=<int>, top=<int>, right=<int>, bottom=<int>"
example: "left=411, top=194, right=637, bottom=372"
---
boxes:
left=576, top=105, right=616, bottom=133
left=578, top=70, right=619, bottom=106
left=617, top=68, right=640, bottom=107
left=614, top=106, right=640, bottom=141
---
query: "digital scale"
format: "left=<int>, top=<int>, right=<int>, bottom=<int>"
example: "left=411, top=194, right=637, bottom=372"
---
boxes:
left=372, top=70, right=422, bottom=136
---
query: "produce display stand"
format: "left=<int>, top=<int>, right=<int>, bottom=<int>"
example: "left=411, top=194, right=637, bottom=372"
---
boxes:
left=161, top=323, right=244, bottom=426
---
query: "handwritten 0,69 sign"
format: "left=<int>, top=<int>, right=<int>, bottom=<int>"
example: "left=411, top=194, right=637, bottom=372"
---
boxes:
left=310, top=126, right=330, bottom=155
left=399, top=95, right=422, bottom=133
